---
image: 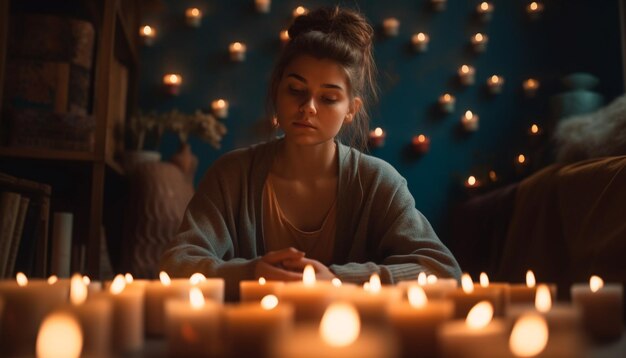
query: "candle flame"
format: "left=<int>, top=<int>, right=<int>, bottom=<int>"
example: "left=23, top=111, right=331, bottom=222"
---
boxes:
left=480, top=272, right=490, bottom=287
left=110, top=274, right=126, bottom=294
left=186, top=8, right=201, bottom=17
left=70, top=273, right=88, bottom=306
left=467, top=176, right=477, bottom=187
left=524, top=79, right=539, bottom=89
left=427, top=274, right=438, bottom=284
left=474, top=33, right=484, bottom=42
left=369, top=273, right=382, bottom=293
left=47, top=275, right=58, bottom=285
left=36, top=312, right=83, bottom=358
left=261, top=294, right=279, bottom=310
left=526, top=270, right=536, bottom=288
left=258, top=277, right=267, bottom=285
left=530, top=2, right=539, bottom=11
left=280, top=30, right=290, bottom=42
left=189, top=287, right=205, bottom=309
left=332, top=278, right=342, bottom=288
left=462, top=273, right=475, bottom=294
left=160, top=271, right=172, bottom=286
left=189, top=273, right=207, bottom=285
left=590, top=275, right=604, bottom=293
left=489, top=170, right=498, bottom=181
left=293, top=6, right=308, bottom=17
left=125, top=273, right=134, bottom=284
left=303, top=265, right=316, bottom=286
left=363, top=282, right=371, bottom=291
left=164, top=74, right=181, bottom=85
left=442, top=93, right=452, bottom=102
left=518, top=154, right=526, bottom=164
left=461, top=65, right=470, bottom=74
left=82, top=276, right=91, bottom=285
left=416, top=33, right=426, bottom=42
left=464, top=110, right=474, bottom=120
left=141, top=25, right=153, bottom=36
left=535, top=284, right=552, bottom=313
left=466, top=301, right=493, bottom=329
left=16, top=272, right=28, bottom=286
left=319, top=303, right=360, bottom=347
left=530, top=124, right=539, bottom=134
left=408, top=286, right=428, bottom=308
left=417, top=272, right=428, bottom=286
left=509, top=313, right=549, bottom=357
left=480, top=2, right=490, bottom=11
left=374, top=127, right=383, bottom=137
left=417, top=134, right=426, bottom=143
left=490, top=75, right=500, bottom=83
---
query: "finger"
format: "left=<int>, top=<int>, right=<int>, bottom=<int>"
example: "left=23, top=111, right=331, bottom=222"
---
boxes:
left=282, top=257, right=316, bottom=271
left=263, top=247, right=305, bottom=264
left=258, top=261, right=303, bottom=281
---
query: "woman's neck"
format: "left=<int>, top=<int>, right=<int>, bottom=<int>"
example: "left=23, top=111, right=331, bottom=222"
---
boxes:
left=273, top=139, right=338, bottom=180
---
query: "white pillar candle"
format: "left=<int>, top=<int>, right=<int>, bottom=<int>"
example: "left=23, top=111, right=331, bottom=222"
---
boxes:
left=211, top=99, right=229, bottom=119
left=438, top=93, right=456, bottom=113
left=571, top=275, right=623, bottom=341
left=139, top=25, right=156, bottom=46
left=255, top=0, right=271, bottom=13
left=461, top=110, right=479, bottom=132
left=51, top=212, right=73, bottom=278
left=240, top=277, right=285, bottom=302
left=229, top=42, right=247, bottom=62
left=185, top=8, right=202, bottom=27
left=486, top=75, right=504, bottom=94
left=382, top=18, right=400, bottom=37
left=344, top=274, right=402, bottom=325
left=508, top=270, right=557, bottom=305
left=278, top=265, right=337, bottom=323
left=445, top=274, right=504, bottom=318
left=188, top=274, right=224, bottom=303
left=458, top=65, right=475, bottom=85
left=144, top=272, right=189, bottom=336
left=103, top=274, right=144, bottom=353
left=411, top=33, right=429, bottom=52
left=476, top=2, right=494, bottom=22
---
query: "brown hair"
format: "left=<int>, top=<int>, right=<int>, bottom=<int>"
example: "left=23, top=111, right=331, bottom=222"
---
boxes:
left=266, top=6, right=378, bottom=152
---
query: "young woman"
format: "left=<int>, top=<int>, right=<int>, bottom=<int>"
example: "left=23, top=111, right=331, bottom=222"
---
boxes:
left=161, top=7, right=461, bottom=300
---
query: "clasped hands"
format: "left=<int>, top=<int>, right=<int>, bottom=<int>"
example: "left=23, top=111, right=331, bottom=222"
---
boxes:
left=254, top=247, right=336, bottom=282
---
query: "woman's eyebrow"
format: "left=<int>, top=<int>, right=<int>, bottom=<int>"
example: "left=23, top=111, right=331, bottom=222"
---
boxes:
left=286, top=73, right=344, bottom=91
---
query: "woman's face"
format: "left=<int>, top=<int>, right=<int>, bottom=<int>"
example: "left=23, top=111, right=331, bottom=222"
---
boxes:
left=275, top=55, right=361, bottom=146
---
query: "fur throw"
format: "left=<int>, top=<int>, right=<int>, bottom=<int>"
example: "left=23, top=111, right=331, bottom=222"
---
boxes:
left=554, top=94, right=626, bottom=163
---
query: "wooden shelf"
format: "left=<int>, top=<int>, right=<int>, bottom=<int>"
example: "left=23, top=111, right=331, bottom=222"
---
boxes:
left=0, top=146, right=96, bottom=161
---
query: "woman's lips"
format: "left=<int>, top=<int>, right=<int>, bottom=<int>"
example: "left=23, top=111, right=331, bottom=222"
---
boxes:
left=292, top=121, right=316, bottom=129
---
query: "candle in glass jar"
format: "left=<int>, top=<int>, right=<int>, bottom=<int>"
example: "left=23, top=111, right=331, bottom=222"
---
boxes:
left=412, top=134, right=430, bottom=154
left=523, top=78, right=540, bottom=97
left=229, top=42, right=247, bottom=62
left=458, top=65, right=476, bottom=85
left=240, top=277, right=285, bottom=302
left=470, top=33, right=488, bottom=52
left=476, top=2, right=494, bottom=22
left=255, top=0, right=271, bottom=13
left=211, top=99, right=229, bottom=119
left=382, top=18, right=400, bottom=37
left=461, top=110, right=479, bottom=132
left=571, top=275, right=623, bottom=341
left=431, top=0, right=447, bottom=11
left=411, top=33, right=430, bottom=52
left=486, top=75, right=504, bottom=94
left=368, top=127, right=386, bottom=148
left=438, top=93, right=455, bottom=113
left=139, top=25, right=156, bottom=46
left=526, top=1, right=544, bottom=19
left=163, top=74, right=182, bottom=95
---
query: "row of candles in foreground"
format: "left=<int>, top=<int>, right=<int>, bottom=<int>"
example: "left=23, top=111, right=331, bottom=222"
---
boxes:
left=0, top=268, right=622, bottom=357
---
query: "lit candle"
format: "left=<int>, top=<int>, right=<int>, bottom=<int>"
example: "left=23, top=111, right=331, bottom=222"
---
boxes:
left=411, top=32, right=430, bottom=52
left=458, top=65, right=476, bottom=86
left=411, top=134, right=430, bottom=154
left=255, top=0, right=271, bottom=14
left=279, top=29, right=290, bottom=45
left=185, top=8, right=202, bottom=27
left=571, top=275, right=624, bottom=341
left=144, top=271, right=189, bottom=337
left=470, top=33, right=488, bottom=52
left=464, top=175, right=481, bottom=189
left=240, top=277, right=285, bottom=302
left=461, top=110, right=479, bottom=132
left=431, top=0, right=447, bottom=12
left=489, top=170, right=498, bottom=183
left=445, top=273, right=504, bottom=318
left=278, top=265, right=337, bottom=323
left=191, top=275, right=225, bottom=303
left=523, top=78, right=540, bottom=97
left=509, top=313, right=549, bottom=357
left=345, top=274, right=402, bottom=325
left=515, top=154, right=528, bottom=172
left=292, top=6, right=309, bottom=18
left=382, top=17, right=400, bottom=37
left=368, top=127, right=386, bottom=148
left=526, top=1, right=544, bottom=19
left=438, top=93, right=456, bottom=113
left=486, top=75, right=504, bottom=94
left=229, top=42, right=247, bottom=62
left=508, top=270, right=557, bottom=304
left=165, top=287, right=222, bottom=356
left=163, top=74, right=182, bottom=96
left=476, top=2, right=494, bottom=22
left=139, top=25, right=156, bottom=46
left=211, top=99, right=229, bottom=119
left=105, top=274, right=144, bottom=353
left=36, top=311, right=83, bottom=358
left=529, top=123, right=542, bottom=135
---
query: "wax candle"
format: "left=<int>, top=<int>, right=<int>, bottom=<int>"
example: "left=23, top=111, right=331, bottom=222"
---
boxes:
left=240, top=277, right=285, bottom=302
left=529, top=123, right=542, bottom=136
left=255, top=0, right=271, bottom=13
left=139, top=25, right=156, bottom=46
left=458, top=65, right=476, bottom=86
left=438, top=93, right=456, bottom=113
left=509, top=313, right=549, bottom=357
left=523, top=78, right=540, bottom=97
left=165, top=287, right=222, bottom=356
left=225, top=295, right=294, bottom=357
left=464, top=175, right=481, bottom=190
left=368, top=127, right=386, bottom=148
left=211, top=99, right=229, bottom=119
left=397, top=275, right=458, bottom=300
left=411, top=33, right=429, bottom=53
left=345, top=274, right=401, bottom=325
left=508, top=270, right=557, bottom=305
left=486, top=75, right=504, bottom=94
left=571, top=275, right=624, bottom=341
left=526, top=1, right=544, bottom=19
left=292, top=6, right=309, bottom=18
left=388, top=286, right=454, bottom=357
left=229, top=42, right=247, bottom=62
left=36, top=311, right=83, bottom=358
left=476, top=2, right=494, bottom=22
left=185, top=8, right=202, bottom=27
left=445, top=273, right=504, bottom=318
left=144, top=271, right=189, bottom=336
left=278, top=265, right=337, bottom=323
left=190, top=274, right=224, bottom=303
left=471, top=33, right=488, bottom=52
left=163, top=74, right=182, bottom=95
left=105, top=274, right=144, bottom=353
left=431, top=0, right=447, bottom=11
left=279, top=30, right=290, bottom=45
left=412, top=134, right=430, bottom=154
left=382, top=18, right=400, bottom=37
left=461, top=110, right=479, bottom=132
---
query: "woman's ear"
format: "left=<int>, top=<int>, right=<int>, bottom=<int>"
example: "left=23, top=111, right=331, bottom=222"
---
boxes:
left=346, top=97, right=363, bottom=124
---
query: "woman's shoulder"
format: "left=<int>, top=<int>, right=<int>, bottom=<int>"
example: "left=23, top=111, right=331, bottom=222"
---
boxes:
left=209, top=138, right=278, bottom=173
left=340, top=143, right=405, bottom=184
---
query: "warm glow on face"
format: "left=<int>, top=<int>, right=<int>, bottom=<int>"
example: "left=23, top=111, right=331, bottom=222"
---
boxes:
left=590, top=275, right=604, bottom=293
left=531, top=124, right=539, bottom=134
left=261, top=294, right=279, bottom=310
left=141, top=25, right=153, bottom=36
left=369, top=273, right=382, bottom=293
left=47, top=275, right=58, bottom=285
left=480, top=272, right=490, bottom=287
left=190, top=273, right=207, bottom=285
left=303, top=265, right=316, bottom=286
left=36, top=312, right=83, bottom=358
left=526, top=270, right=536, bottom=288
left=518, top=154, right=526, bottom=164
left=408, top=286, right=428, bottom=308
left=462, top=273, right=475, bottom=294
left=319, top=303, right=360, bottom=347
left=125, top=273, right=134, bottom=284
left=82, top=276, right=91, bottom=285
left=189, top=287, right=205, bottom=310
left=467, top=176, right=477, bottom=187
left=160, top=271, right=172, bottom=286
left=417, top=272, right=428, bottom=286
left=16, top=272, right=28, bottom=287
left=374, top=127, right=384, bottom=137
left=332, top=278, right=342, bottom=288
left=70, top=273, right=88, bottom=306
left=427, top=275, right=438, bottom=284
left=110, top=274, right=126, bottom=295
left=466, top=301, right=493, bottom=329
left=509, top=313, right=549, bottom=357
left=535, top=284, right=552, bottom=313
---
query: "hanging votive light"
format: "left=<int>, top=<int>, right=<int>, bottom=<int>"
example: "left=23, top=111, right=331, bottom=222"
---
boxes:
left=438, top=93, right=456, bottom=113
left=470, top=33, right=488, bottom=52
left=461, top=110, right=479, bottom=132
left=412, top=134, right=430, bottom=154
left=139, top=25, right=156, bottom=46
left=292, top=6, right=309, bottom=18
left=279, top=30, right=290, bottom=45
left=382, top=17, right=400, bottom=37
left=523, top=78, right=540, bottom=97
left=486, top=75, right=504, bottom=94
left=458, top=65, right=476, bottom=86
left=411, top=33, right=430, bottom=53
left=529, top=123, right=542, bottom=135
left=476, top=2, right=494, bottom=22
left=229, top=42, right=247, bottom=62
left=255, top=0, right=271, bottom=14
left=211, top=99, right=229, bottom=119
left=163, top=74, right=182, bottom=95
left=369, top=127, right=386, bottom=148
left=526, top=2, right=544, bottom=19
left=431, top=0, right=447, bottom=12
left=185, top=8, right=203, bottom=27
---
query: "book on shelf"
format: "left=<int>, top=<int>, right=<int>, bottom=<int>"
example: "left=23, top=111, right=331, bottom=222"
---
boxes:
left=5, top=196, right=29, bottom=277
left=0, top=191, right=21, bottom=278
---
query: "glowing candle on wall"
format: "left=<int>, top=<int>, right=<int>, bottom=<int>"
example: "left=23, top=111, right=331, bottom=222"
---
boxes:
left=229, top=42, right=247, bottom=62
left=438, top=93, right=455, bottom=113
left=471, top=33, right=488, bottom=52
left=465, top=175, right=480, bottom=189
left=526, top=1, right=544, bottom=19
left=486, top=75, right=504, bottom=94
left=185, top=8, right=202, bottom=27
left=523, top=78, right=540, bottom=97
left=476, top=2, right=494, bottom=22
left=412, top=134, right=430, bottom=154
left=163, top=74, right=182, bottom=95
left=461, top=110, right=479, bottom=132
left=368, top=127, right=386, bottom=148
left=140, top=25, right=156, bottom=46
left=382, top=18, right=400, bottom=37
left=529, top=123, right=541, bottom=135
left=411, top=33, right=430, bottom=52
left=279, top=30, right=290, bottom=45
left=292, top=6, right=309, bottom=18
left=458, top=65, right=476, bottom=86
left=255, top=0, right=271, bottom=14
left=431, top=0, right=447, bottom=11
left=211, top=99, right=229, bottom=118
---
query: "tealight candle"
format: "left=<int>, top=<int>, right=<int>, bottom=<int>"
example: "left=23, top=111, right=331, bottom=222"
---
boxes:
left=368, top=127, right=386, bottom=148
left=255, top=0, right=271, bottom=13
left=279, top=30, right=290, bottom=45
left=486, top=75, right=504, bottom=94
left=278, top=265, right=337, bottom=323
left=144, top=271, right=189, bottom=336
left=240, top=277, right=285, bottom=302
left=229, top=42, right=247, bottom=62
left=36, top=311, right=83, bottom=358
left=191, top=276, right=225, bottom=303
left=382, top=18, right=400, bottom=37
left=185, top=8, right=202, bottom=27
left=515, top=154, right=528, bottom=172
left=461, top=110, right=479, bottom=132
left=476, top=2, right=494, bottom=22
left=470, top=33, right=488, bottom=52
left=344, top=274, right=402, bottom=325
left=445, top=273, right=504, bottom=318
left=104, top=274, right=144, bottom=353
left=508, top=270, right=557, bottom=304
left=412, top=134, right=430, bottom=154
left=411, top=33, right=429, bottom=52
left=458, top=65, right=476, bottom=86
left=571, top=275, right=624, bottom=341
left=211, top=99, right=229, bottom=119
left=431, top=0, right=447, bottom=11
left=526, top=1, right=544, bottom=19
left=438, top=93, right=456, bottom=113
left=292, top=6, right=309, bottom=18
left=523, top=78, right=540, bottom=97
left=139, top=25, right=156, bottom=46
left=163, top=74, right=182, bottom=95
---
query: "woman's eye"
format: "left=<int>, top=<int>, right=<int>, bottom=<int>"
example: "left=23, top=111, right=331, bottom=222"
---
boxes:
left=288, top=86, right=305, bottom=94
left=322, top=97, right=338, bottom=104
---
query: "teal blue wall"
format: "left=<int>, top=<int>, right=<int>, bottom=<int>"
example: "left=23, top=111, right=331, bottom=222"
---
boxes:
left=138, top=0, right=623, bottom=241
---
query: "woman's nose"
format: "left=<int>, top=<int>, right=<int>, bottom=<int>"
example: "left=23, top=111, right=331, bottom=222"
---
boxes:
left=299, top=97, right=317, bottom=115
